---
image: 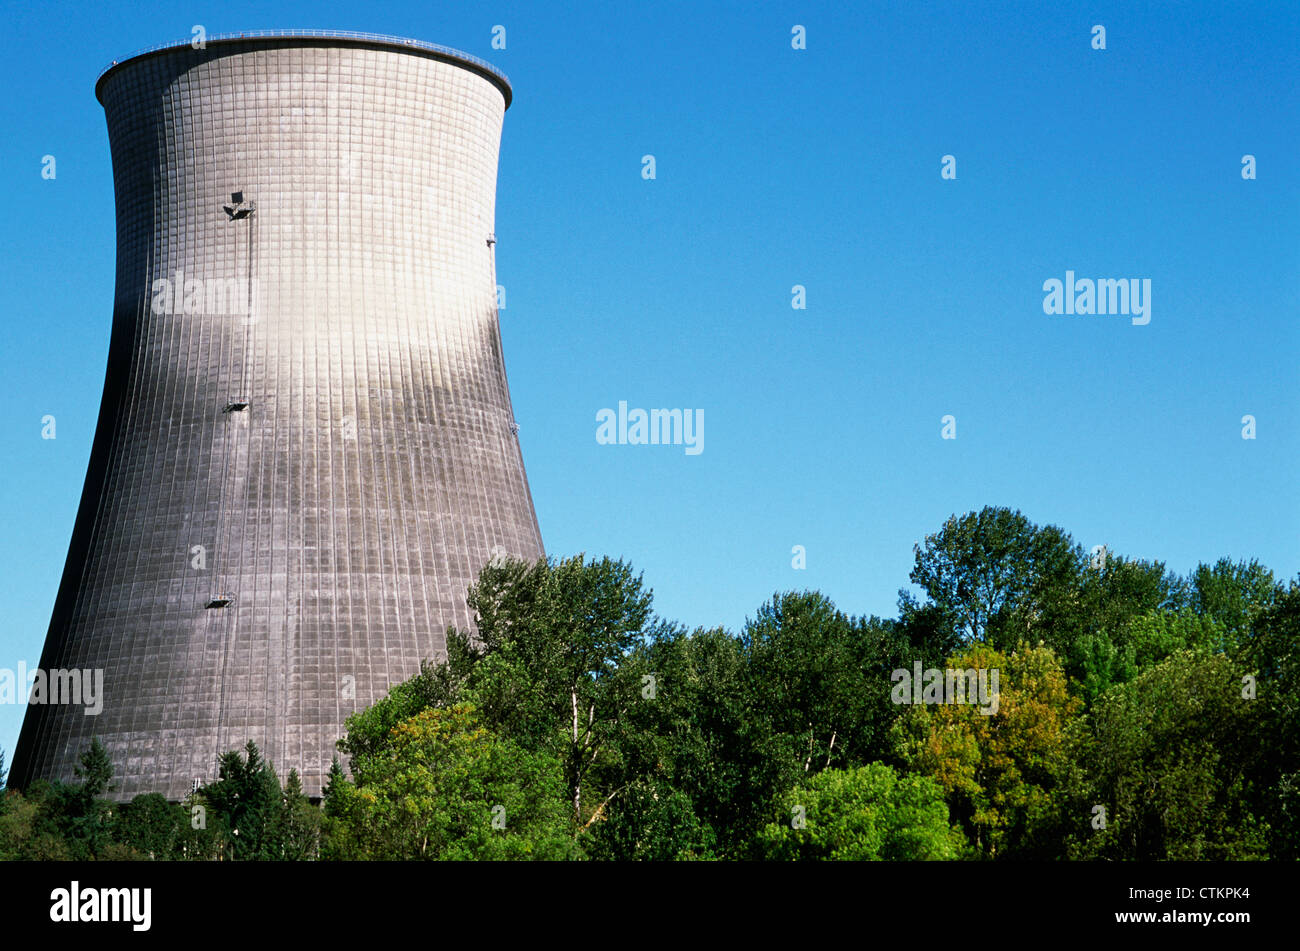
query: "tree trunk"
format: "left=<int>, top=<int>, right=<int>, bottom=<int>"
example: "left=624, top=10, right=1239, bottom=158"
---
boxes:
left=571, top=686, right=582, bottom=820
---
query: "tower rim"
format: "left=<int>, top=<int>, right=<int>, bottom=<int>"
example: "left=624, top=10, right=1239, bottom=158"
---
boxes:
left=95, top=29, right=512, bottom=108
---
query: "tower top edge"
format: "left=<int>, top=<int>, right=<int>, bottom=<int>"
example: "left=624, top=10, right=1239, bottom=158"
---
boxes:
left=95, top=30, right=512, bottom=108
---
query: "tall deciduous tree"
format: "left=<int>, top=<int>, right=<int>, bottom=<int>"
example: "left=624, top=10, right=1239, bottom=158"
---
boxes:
left=908, top=507, right=1081, bottom=647
left=743, top=592, right=902, bottom=777
left=463, top=554, right=656, bottom=825
left=587, top=625, right=780, bottom=859
left=1192, top=557, right=1279, bottom=648
left=338, top=554, right=661, bottom=833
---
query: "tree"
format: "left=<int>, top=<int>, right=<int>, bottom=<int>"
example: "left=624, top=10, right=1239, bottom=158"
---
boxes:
left=323, top=704, right=574, bottom=860
left=1064, top=649, right=1267, bottom=860
left=338, top=640, right=481, bottom=764
left=743, top=592, right=903, bottom=778
left=1192, top=557, right=1278, bottom=648
left=1072, top=608, right=1224, bottom=705
left=322, top=756, right=347, bottom=807
left=280, top=769, right=320, bottom=860
left=755, top=763, right=960, bottom=860
left=1236, top=580, right=1300, bottom=858
left=56, top=738, right=117, bottom=858
left=350, top=554, right=663, bottom=831
left=583, top=778, right=714, bottom=861
left=893, top=595, right=964, bottom=676
left=111, top=793, right=187, bottom=860
left=199, top=741, right=283, bottom=860
left=591, top=595, right=941, bottom=859
left=908, top=507, right=1082, bottom=647
left=1015, top=552, right=1190, bottom=695
left=73, top=737, right=114, bottom=801
left=892, top=643, right=1080, bottom=858
left=0, top=788, right=70, bottom=860
left=585, top=625, right=780, bottom=859
left=463, top=554, right=658, bottom=825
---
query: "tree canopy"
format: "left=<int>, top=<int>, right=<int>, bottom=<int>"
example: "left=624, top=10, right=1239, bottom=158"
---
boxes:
left=4, top=507, right=1293, bottom=864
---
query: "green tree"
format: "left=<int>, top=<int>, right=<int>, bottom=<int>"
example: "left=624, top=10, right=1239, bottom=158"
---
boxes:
left=0, top=788, right=71, bottom=860
left=343, top=554, right=663, bottom=834
left=463, top=554, right=657, bottom=825
left=1236, top=580, right=1300, bottom=858
left=908, top=507, right=1082, bottom=648
left=1073, top=608, right=1224, bottom=705
left=1064, top=649, right=1267, bottom=859
left=583, top=778, right=714, bottom=861
left=0, top=740, right=119, bottom=862
left=73, top=738, right=115, bottom=799
left=338, top=641, right=480, bottom=765
left=323, top=704, right=574, bottom=860
left=110, top=793, right=187, bottom=860
left=1052, top=556, right=1190, bottom=687
left=756, top=763, right=960, bottom=860
left=60, top=738, right=117, bottom=858
left=743, top=592, right=903, bottom=777
left=280, top=769, right=320, bottom=860
left=199, top=741, right=284, bottom=860
left=591, top=595, right=933, bottom=859
left=1192, top=557, right=1278, bottom=648
left=585, top=625, right=779, bottom=859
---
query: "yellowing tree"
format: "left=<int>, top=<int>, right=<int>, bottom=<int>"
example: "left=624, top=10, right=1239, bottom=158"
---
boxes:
left=891, top=643, right=1080, bottom=858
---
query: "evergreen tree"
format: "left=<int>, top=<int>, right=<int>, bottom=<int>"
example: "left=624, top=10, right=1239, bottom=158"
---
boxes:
left=280, top=768, right=320, bottom=860
left=200, top=741, right=284, bottom=860
left=73, top=737, right=115, bottom=800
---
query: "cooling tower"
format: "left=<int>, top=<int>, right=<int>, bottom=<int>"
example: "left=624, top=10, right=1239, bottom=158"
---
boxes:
left=11, top=31, right=543, bottom=800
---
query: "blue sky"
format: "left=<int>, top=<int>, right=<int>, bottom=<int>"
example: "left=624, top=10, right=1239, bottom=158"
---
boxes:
left=1, top=0, right=1297, bottom=761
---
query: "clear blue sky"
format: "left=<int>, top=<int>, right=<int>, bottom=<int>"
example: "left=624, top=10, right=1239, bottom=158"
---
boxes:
left=2, top=0, right=1297, bottom=762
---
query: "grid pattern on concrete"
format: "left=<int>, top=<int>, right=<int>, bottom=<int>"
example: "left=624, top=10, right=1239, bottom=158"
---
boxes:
left=12, top=37, right=541, bottom=800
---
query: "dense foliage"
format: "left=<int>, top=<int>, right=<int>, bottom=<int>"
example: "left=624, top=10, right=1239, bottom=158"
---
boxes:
left=3, top=507, right=1295, bottom=861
